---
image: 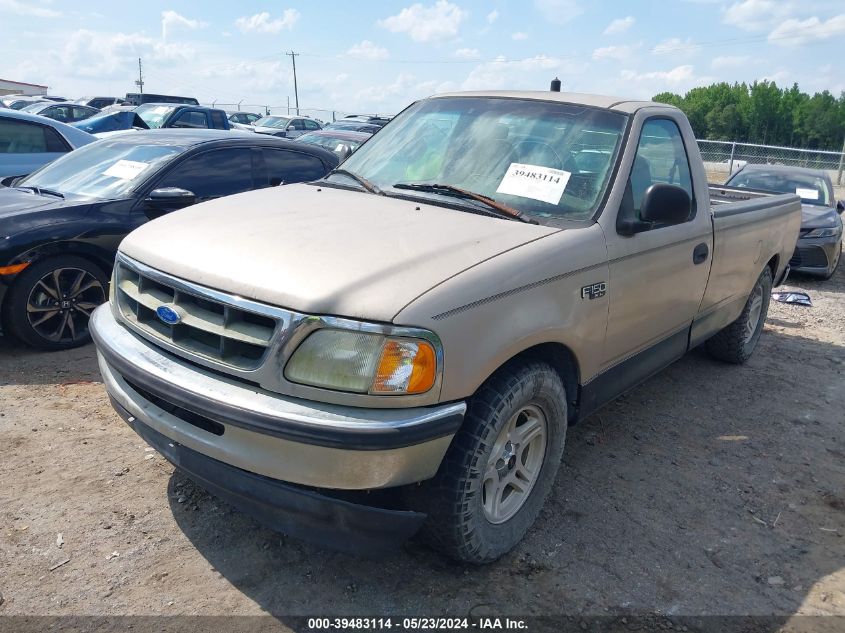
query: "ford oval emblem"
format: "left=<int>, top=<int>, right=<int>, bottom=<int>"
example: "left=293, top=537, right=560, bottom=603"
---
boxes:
left=156, top=304, right=181, bottom=325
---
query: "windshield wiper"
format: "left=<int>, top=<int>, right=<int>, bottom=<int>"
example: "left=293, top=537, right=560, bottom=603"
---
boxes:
left=392, top=183, right=535, bottom=224
left=16, top=186, right=65, bottom=199
left=327, top=168, right=383, bottom=195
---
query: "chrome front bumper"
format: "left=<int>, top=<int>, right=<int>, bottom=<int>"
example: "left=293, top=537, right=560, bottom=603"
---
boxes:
left=91, top=305, right=465, bottom=490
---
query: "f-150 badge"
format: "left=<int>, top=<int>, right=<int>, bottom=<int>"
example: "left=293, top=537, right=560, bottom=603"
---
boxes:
left=581, top=282, right=607, bottom=300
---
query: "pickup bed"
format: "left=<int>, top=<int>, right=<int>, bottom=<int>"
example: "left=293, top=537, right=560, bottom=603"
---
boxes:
left=91, top=90, right=801, bottom=563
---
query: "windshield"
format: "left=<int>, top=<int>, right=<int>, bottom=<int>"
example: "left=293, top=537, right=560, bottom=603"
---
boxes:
left=255, top=116, right=291, bottom=129
left=337, top=97, right=628, bottom=220
left=135, top=104, right=178, bottom=129
left=298, top=132, right=365, bottom=154
left=19, top=139, right=184, bottom=199
left=727, top=169, right=832, bottom=206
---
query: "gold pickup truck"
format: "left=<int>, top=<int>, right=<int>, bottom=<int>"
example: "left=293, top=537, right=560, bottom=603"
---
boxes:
left=91, top=91, right=802, bottom=563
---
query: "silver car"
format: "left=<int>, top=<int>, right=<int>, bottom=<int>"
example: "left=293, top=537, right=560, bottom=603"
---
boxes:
left=0, top=109, right=96, bottom=180
left=20, top=101, right=100, bottom=124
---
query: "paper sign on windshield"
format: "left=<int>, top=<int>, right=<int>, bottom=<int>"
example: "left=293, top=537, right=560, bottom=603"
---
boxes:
left=103, top=160, right=148, bottom=181
left=496, top=163, right=571, bottom=205
left=795, top=188, right=819, bottom=200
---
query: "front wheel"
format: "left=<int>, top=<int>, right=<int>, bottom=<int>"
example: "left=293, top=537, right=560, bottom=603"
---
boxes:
left=4, top=256, right=108, bottom=351
left=412, top=361, right=568, bottom=563
left=705, top=266, right=772, bottom=364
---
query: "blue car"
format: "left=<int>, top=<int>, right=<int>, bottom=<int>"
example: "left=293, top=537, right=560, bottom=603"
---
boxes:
left=0, top=109, right=96, bottom=180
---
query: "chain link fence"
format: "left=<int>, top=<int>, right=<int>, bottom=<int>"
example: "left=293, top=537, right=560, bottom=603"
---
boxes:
left=203, top=102, right=380, bottom=125
left=698, top=140, right=845, bottom=193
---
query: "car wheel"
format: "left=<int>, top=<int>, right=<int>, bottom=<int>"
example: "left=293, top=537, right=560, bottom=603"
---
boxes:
left=705, top=266, right=772, bottom=364
left=4, top=256, right=108, bottom=351
left=412, top=361, right=567, bottom=563
left=819, top=242, right=841, bottom=280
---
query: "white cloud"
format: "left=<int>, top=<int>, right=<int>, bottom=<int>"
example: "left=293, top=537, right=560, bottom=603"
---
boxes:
left=604, top=16, right=635, bottom=35
left=512, top=32, right=528, bottom=40
left=617, top=64, right=715, bottom=97
left=455, top=47, right=481, bottom=59
left=592, top=43, right=641, bottom=61
left=487, top=10, right=499, bottom=24
left=161, top=10, right=207, bottom=41
left=651, top=37, right=700, bottom=57
left=621, top=65, right=696, bottom=84
left=235, top=9, right=300, bottom=34
left=345, top=40, right=389, bottom=61
left=0, top=0, right=60, bottom=18
left=534, top=0, right=583, bottom=25
left=460, top=54, right=582, bottom=91
left=768, top=14, right=845, bottom=46
left=378, top=1, right=468, bottom=42
left=711, top=55, right=750, bottom=69
left=722, top=0, right=793, bottom=31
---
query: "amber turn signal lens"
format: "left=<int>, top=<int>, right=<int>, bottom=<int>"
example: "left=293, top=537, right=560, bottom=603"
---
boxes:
left=0, top=262, right=30, bottom=276
left=372, top=339, right=437, bottom=394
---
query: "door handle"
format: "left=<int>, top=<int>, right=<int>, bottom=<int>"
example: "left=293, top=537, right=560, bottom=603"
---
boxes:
left=693, top=243, right=709, bottom=265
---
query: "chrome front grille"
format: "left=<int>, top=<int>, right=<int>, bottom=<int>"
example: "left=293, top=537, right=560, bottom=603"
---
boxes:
left=114, top=258, right=278, bottom=370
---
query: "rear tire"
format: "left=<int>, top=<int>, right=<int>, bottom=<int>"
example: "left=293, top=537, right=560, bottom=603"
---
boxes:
left=412, top=361, right=567, bottom=563
left=4, top=256, right=108, bottom=351
left=705, top=266, right=772, bottom=364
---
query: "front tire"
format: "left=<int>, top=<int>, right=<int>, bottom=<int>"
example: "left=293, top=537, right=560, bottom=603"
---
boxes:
left=4, top=256, right=108, bottom=351
left=705, top=266, right=772, bottom=364
left=413, top=361, right=567, bottom=563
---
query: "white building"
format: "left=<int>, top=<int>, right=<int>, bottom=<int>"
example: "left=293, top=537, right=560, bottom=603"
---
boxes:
left=0, top=78, right=48, bottom=97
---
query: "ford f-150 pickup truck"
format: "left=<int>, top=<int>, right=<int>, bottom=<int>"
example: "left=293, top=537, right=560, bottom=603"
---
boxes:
left=90, top=91, right=802, bottom=563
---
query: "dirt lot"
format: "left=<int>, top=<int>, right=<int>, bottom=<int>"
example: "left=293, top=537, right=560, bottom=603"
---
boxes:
left=1, top=266, right=843, bottom=627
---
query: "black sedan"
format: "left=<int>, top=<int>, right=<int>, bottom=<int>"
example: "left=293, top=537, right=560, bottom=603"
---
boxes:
left=726, top=165, right=843, bottom=279
left=0, top=129, right=339, bottom=350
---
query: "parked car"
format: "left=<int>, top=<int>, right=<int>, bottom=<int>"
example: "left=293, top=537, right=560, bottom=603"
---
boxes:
left=227, top=111, right=261, bottom=126
left=342, top=114, right=391, bottom=126
left=324, top=120, right=384, bottom=134
left=124, top=93, right=199, bottom=106
left=20, top=102, right=100, bottom=124
left=89, top=90, right=802, bottom=562
left=75, top=96, right=127, bottom=109
left=134, top=104, right=230, bottom=130
left=0, top=130, right=339, bottom=350
left=253, top=115, right=321, bottom=138
left=1, top=96, right=68, bottom=110
left=0, top=109, right=96, bottom=180
left=724, top=164, right=843, bottom=279
left=71, top=111, right=149, bottom=136
left=296, top=129, right=372, bottom=159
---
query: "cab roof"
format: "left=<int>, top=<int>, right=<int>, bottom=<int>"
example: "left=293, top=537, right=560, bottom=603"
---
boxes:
left=431, top=90, right=669, bottom=114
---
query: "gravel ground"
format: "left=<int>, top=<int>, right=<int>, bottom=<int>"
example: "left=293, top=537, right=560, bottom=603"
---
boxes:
left=0, top=266, right=843, bottom=627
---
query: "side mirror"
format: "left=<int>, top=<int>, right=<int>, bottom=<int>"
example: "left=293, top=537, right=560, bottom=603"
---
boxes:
left=336, top=145, right=352, bottom=162
left=618, top=183, right=691, bottom=235
left=143, top=187, right=196, bottom=216
left=1, top=175, right=22, bottom=188
left=837, top=200, right=844, bottom=214
left=275, top=130, right=287, bottom=138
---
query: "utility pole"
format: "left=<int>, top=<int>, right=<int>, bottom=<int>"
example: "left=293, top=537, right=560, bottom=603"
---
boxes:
left=286, top=51, right=300, bottom=115
left=135, top=58, right=144, bottom=94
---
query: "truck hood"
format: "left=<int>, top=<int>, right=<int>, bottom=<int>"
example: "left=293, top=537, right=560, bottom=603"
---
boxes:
left=119, top=183, right=557, bottom=321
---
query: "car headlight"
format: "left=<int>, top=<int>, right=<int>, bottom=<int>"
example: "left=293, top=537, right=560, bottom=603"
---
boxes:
left=284, top=329, right=438, bottom=395
left=804, top=226, right=842, bottom=238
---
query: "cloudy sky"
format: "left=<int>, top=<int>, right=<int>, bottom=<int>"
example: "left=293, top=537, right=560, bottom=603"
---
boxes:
left=2, top=0, right=843, bottom=116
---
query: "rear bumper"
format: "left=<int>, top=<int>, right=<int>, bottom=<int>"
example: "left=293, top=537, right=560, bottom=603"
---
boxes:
left=91, top=304, right=465, bottom=490
left=111, top=401, right=426, bottom=554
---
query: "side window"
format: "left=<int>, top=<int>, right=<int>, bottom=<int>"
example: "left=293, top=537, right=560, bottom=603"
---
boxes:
left=289, top=119, right=305, bottom=131
left=621, top=118, right=694, bottom=226
left=247, top=114, right=260, bottom=124
left=230, top=113, right=243, bottom=123
left=262, top=149, right=327, bottom=187
left=304, top=119, right=320, bottom=131
left=0, top=119, right=68, bottom=154
left=170, top=110, right=209, bottom=129
left=72, top=106, right=92, bottom=121
left=155, top=148, right=254, bottom=200
left=51, top=106, right=73, bottom=122
left=210, top=111, right=228, bottom=129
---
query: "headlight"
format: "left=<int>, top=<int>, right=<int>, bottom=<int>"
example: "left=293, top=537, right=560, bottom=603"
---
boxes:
left=284, top=329, right=438, bottom=395
left=804, top=226, right=842, bottom=238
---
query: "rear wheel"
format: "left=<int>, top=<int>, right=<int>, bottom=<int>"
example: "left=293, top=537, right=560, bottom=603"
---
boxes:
left=412, top=361, right=567, bottom=563
left=4, top=256, right=108, bottom=351
left=705, top=267, right=772, bottom=364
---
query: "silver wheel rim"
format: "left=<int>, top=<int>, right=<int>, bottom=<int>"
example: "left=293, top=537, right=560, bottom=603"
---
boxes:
left=482, top=404, right=548, bottom=524
left=744, top=282, right=764, bottom=343
left=26, top=267, right=105, bottom=343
